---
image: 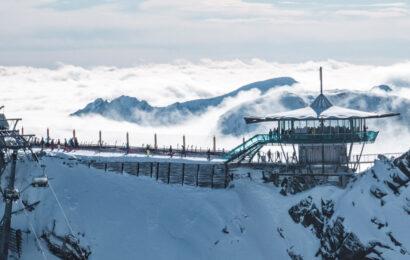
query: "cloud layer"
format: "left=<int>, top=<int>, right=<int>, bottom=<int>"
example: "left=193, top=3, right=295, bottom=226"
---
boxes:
left=1, top=59, right=410, bottom=154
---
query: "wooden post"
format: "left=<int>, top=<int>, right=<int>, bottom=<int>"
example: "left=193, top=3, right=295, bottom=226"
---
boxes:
left=154, top=133, right=158, bottom=150
left=211, top=164, right=215, bottom=188
left=167, top=163, right=171, bottom=184
left=73, top=129, right=76, bottom=139
left=46, top=128, right=50, bottom=142
left=126, top=132, right=130, bottom=152
left=181, top=163, right=185, bottom=186
left=196, top=164, right=200, bottom=186
left=99, top=130, right=102, bottom=147
left=21, top=127, right=24, bottom=135
left=213, top=136, right=216, bottom=153
left=156, top=162, right=159, bottom=180
left=183, top=135, right=186, bottom=149
left=224, top=163, right=229, bottom=188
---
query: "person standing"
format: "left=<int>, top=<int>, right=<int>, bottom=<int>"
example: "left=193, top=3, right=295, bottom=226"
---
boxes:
left=267, top=149, right=272, bottom=163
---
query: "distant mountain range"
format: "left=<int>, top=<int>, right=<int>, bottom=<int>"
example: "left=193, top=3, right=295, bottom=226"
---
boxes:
left=71, top=77, right=410, bottom=136
left=71, top=77, right=297, bottom=125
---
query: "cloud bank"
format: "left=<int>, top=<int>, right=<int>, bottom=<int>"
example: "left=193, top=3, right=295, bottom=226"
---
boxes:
left=0, top=59, right=410, bottom=153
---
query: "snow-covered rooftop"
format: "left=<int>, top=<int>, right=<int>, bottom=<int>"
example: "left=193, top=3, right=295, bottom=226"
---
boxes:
left=245, top=93, right=399, bottom=123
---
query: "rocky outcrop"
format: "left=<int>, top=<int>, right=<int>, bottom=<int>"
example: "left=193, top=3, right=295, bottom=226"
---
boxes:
left=394, top=150, right=410, bottom=178
left=289, top=197, right=390, bottom=260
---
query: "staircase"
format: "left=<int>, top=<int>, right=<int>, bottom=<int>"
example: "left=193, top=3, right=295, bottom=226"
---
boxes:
left=224, top=134, right=279, bottom=163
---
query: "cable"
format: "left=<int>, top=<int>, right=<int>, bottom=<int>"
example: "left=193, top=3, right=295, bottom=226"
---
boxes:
left=45, top=180, right=75, bottom=236
left=24, top=153, right=87, bottom=259
left=19, top=199, right=48, bottom=260
left=45, top=174, right=87, bottom=258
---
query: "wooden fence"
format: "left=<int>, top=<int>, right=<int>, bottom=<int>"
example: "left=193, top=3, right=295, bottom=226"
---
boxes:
left=86, top=161, right=230, bottom=189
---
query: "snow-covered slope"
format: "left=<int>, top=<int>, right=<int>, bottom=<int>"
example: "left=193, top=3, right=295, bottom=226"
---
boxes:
left=7, top=149, right=410, bottom=259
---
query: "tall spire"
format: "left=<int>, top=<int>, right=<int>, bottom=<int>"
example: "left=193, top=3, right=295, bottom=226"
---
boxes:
left=319, top=66, right=323, bottom=95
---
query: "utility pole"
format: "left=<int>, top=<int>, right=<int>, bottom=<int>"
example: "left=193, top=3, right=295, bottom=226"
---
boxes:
left=0, top=150, right=18, bottom=260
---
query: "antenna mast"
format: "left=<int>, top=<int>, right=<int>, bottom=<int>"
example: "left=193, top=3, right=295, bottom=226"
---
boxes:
left=319, top=67, right=323, bottom=95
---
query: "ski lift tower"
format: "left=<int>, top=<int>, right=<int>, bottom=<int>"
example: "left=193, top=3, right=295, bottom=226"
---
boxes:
left=0, top=106, right=35, bottom=260
left=225, top=68, right=400, bottom=175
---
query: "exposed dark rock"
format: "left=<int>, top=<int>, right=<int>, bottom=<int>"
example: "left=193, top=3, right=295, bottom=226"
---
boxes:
left=279, top=176, right=319, bottom=195
left=370, top=186, right=387, bottom=199
left=222, top=226, right=229, bottom=234
left=290, top=197, right=390, bottom=260
left=371, top=169, right=380, bottom=182
left=321, top=199, right=335, bottom=219
left=393, top=150, right=410, bottom=178
left=277, top=227, right=285, bottom=239
left=287, top=247, right=303, bottom=260
left=371, top=217, right=388, bottom=229
left=384, top=180, right=401, bottom=196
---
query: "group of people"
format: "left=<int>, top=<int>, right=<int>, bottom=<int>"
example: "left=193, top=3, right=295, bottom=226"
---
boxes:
left=256, top=149, right=297, bottom=164
left=144, top=145, right=212, bottom=161
left=267, top=124, right=367, bottom=138
left=33, top=137, right=79, bottom=150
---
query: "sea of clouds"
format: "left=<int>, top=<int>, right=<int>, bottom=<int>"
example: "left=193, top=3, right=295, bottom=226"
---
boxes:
left=1, top=59, right=410, bottom=154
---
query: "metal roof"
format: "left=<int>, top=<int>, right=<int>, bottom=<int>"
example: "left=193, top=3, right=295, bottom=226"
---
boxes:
left=244, top=93, right=400, bottom=124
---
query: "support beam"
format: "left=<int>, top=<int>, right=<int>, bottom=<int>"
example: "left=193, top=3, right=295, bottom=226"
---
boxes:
left=354, top=143, right=366, bottom=172
left=292, top=144, right=298, bottom=164
left=0, top=150, right=17, bottom=260
left=279, top=143, right=289, bottom=166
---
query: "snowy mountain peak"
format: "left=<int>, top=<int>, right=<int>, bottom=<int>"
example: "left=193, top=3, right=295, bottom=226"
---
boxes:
left=371, top=84, right=393, bottom=93
left=70, top=76, right=297, bottom=125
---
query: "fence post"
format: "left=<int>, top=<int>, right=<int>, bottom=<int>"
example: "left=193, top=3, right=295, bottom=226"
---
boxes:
left=126, top=132, right=130, bottom=152
left=99, top=130, right=102, bottom=147
left=196, top=164, right=200, bottom=187
left=73, top=129, right=76, bottom=139
left=181, top=163, right=185, bottom=186
left=213, top=136, right=216, bottom=153
left=211, top=164, right=215, bottom=188
left=46, top=128, right=50, bottom=142
left=21, top=127, right=24, bottom=135
left=182, top=135, right=186, bottom=151
left=154, top=133, right=158, bottom=150
left=156, top=162, right=159, bottom=180
left=167, top=163, right=171, bottom=184
left=224, top=163, right=229, bottom=188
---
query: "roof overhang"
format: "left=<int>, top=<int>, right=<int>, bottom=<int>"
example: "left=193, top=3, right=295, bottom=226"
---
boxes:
left=244, top=112, right=400, bottom=124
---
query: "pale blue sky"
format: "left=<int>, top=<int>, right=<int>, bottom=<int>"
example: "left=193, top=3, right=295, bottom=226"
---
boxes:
left=1, top=0, right=409, bottom=66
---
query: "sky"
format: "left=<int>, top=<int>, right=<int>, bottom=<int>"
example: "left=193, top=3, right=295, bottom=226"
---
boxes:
left=1, top=0, right=410, bottom=66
